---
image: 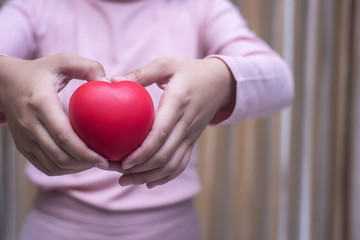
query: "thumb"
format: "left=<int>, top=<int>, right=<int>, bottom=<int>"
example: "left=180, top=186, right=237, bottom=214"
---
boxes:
left=51, top=52, right=106, bottom=82
left=123, top=58, right=174, bottom=87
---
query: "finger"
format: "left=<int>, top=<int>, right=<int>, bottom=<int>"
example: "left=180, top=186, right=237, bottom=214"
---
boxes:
left=119, top=141, right=191, bottom=186
left=18, top=129, right=87, bottom=174
left=146, top=147, right=193, bottom=189
left=123, top=117, right=189, bottom=173
left=23, top=152, right=53, bottom=175
left=52, top=52, right=106, bottom=82
left=107, top=161, right=125, bottom=172
left=124, top=100, right=206, bottom=174
left=125, top=57, right=175, bottom=87
left=24, top=151, right=89, bottom=176
left=37, top=97, right=109, bottom=169
left=121, top=87, right=184, bottom=170
left=31, top=121, right=96, bottom=170
left=30, top=141, right=61, bottom=173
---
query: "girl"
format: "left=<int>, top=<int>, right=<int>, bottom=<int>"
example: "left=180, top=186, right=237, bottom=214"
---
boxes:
left=0, top=0, right=293, bottom=239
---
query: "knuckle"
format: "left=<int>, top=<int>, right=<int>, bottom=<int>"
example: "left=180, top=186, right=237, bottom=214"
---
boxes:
left=88, top=60, right=103, bottom=71
left=27, top=92, right=53, bottom=113
left=128, top=69, right=143, bottom=81
left=153, top=57, right=171, bottom=68
left=84, top=60, right=105, bottom=80
left=164, top=161, right=179, bottom=174
left=16, top=117, right=39, bottom=138
left=75, top=154, right=88, bottom=163
left=58, top=52, right=74, bottom=60
left=176, top=163, right=187, bottom=176
left=155, top=152, right=170, bottom=167
left=54, top=131, right=70, bottom=147
left=54, top=154, right=72, bottom=168
left=16, top=116, right=32, bottom=132
left=172, top=86, right=190, bottom=103
left=157, top=129, right=169, bottom=145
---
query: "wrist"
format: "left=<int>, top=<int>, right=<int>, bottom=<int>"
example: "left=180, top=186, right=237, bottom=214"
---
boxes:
left=0, top=56, right=27, bottom=110
left=205, top=57, right=236, bottom=124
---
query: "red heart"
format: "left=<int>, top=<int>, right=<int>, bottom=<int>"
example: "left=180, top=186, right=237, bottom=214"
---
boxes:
left=69, top=81, right=154, bottom=161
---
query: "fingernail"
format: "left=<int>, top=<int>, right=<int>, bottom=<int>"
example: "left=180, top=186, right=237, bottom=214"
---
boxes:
left=122, top=162, right=136, bottom=170
left=119, top=178, right=133, bottom=186
left=111, top=75, right=128, bottom=82
left=95, top=161, right=109, bottom=170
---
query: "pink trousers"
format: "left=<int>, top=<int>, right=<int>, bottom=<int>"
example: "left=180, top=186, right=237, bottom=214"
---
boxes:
left=20, top=190, right=201, bottom=240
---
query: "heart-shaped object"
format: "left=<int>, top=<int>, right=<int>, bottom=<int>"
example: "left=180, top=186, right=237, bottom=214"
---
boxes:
left=69, top=81, right=154, bottom=161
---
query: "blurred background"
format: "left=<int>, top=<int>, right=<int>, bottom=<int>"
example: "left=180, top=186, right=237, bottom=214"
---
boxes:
left=1, top=0, right=359, bottom=240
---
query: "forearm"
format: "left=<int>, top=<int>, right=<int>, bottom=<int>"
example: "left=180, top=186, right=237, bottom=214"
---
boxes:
left=201, top=0, right=294, bottom=125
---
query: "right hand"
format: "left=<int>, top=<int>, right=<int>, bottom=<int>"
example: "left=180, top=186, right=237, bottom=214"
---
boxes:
left=0, top=53, right=109, bottom=175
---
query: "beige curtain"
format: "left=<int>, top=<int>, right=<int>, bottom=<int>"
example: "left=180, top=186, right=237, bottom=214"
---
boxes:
left=196, top=0, right=360, bottom=240
left=1, top=0, right=359, bottom=240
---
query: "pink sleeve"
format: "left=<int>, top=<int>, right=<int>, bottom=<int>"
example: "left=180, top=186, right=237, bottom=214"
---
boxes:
left=201, top=0, right=294, bottom=124
left=0, top=0, right=40, bottom=58
left=0, top=0, right=44, bottom=125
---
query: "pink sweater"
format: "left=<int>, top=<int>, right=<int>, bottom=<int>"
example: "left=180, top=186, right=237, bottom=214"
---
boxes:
left=0, top=0, right=293, bottom=210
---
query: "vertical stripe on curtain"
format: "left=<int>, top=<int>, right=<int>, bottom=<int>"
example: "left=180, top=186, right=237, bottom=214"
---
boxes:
left=1, top=128, right=17, bottom=240
left=278, top=0, right=294, bottom=240
left=0, top=127, right=37, bottom=240
left=0, top=128, right=4, bottom=240
left=348, top=0, right=360, bottom=239
left=196, top=0, right=359, bottom=240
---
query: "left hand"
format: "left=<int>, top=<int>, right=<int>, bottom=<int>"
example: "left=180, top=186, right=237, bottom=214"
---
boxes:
left=111, top=57, right=236, bottom=188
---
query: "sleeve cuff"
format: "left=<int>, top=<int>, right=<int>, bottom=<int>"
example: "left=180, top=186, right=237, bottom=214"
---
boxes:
left=206, top=54, right=248, bottom=125
left=206, top=54, right=294, bottom=126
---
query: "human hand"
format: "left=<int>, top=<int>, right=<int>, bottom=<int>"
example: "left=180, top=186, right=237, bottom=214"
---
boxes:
left=111, top=57, right=236, bottom=188
left=0, top=53, right=109, bottom=176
